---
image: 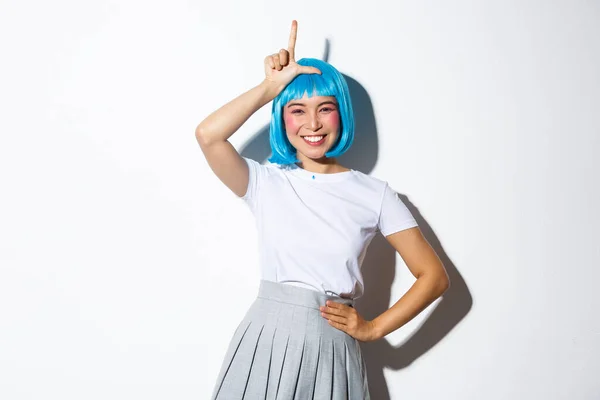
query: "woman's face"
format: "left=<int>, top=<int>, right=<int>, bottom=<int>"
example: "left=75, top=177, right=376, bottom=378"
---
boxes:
left=283, top=94, right=340, bottom=161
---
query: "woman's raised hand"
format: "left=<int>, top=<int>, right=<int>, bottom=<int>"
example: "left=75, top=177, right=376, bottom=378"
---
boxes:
left=263, top=20, right=321, bottom=96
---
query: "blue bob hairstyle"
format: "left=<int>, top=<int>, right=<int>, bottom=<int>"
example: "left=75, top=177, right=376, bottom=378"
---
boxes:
left=267, top=58, right=355, bottom=165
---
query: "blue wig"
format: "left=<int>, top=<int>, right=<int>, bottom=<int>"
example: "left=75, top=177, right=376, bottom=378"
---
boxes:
left=268, top=58, right=355, bottom=165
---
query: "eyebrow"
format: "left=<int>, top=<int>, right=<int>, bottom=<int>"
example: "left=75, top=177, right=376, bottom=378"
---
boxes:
left=286, top=100, right=338, bottom=108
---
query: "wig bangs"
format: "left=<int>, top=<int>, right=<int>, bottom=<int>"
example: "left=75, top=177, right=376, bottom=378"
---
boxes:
left=277, top=72, right=338, bottom=107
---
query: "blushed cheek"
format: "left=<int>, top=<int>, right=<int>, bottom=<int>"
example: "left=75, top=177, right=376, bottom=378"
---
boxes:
left=323, top=112, right=341, bottom=132
left=284, top=115, right=301, bottom=134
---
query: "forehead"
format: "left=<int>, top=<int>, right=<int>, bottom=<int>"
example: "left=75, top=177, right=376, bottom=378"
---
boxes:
left=285, top=94, right=337, bottom=107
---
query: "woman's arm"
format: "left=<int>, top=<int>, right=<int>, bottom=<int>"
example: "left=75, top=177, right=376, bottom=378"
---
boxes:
left=320, top=226, right=449, bottom=342
left=195, top=82, right=278, bottom=197
left=195, top=20, right=320, bottom=197
left=371, top=226, right=450, bottom=339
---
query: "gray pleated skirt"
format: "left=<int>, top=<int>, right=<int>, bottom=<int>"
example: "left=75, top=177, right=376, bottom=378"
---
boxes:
left=211, top=279, right=370, bottom=400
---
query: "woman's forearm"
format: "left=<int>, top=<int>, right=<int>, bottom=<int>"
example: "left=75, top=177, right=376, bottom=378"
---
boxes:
left=371, top=273, right=449, bottom=340
left=195, top=80, right=278, bottom=146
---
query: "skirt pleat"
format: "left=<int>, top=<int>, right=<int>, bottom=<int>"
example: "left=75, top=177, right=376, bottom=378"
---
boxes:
left=266, top=329, right=288, bottom=399
left=241, top=323, right=270, bottom=398
left=332, top=339, right=348, bottom=400
left=292, top=334, right=320, bottom=399
left=211, top=280, right=370, bottom=400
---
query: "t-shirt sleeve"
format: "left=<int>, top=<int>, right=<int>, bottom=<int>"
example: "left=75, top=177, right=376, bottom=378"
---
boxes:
left=378, top=183, right=418, bottom=236
left=240, top=157, right=268, bottom=212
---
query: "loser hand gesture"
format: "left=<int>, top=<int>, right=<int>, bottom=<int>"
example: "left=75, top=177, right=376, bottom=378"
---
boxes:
left=263, top=20, right=321, bottom=95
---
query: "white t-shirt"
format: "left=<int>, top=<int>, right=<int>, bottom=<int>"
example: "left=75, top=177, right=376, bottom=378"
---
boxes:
left=241, top=157, right=418, bottom=299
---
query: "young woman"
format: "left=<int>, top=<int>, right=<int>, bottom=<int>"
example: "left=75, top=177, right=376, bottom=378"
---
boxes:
left=196, top=20, right=450, bottom=400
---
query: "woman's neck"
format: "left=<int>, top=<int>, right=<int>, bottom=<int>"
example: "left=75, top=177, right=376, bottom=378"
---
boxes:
left=294, top=155, right=350, bottom=174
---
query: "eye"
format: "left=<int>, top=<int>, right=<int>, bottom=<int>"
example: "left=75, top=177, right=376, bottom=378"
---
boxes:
left=320, top=107, right=336, bottom=113
left=291, top=109, right=304, bottom=115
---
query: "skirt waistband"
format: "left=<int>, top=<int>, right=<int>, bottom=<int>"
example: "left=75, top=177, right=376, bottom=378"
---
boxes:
left=257, top=279, right=354, bottom=310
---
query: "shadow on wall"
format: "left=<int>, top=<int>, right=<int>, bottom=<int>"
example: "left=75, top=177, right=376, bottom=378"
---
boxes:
left=239, top=40, right=472, bottom=400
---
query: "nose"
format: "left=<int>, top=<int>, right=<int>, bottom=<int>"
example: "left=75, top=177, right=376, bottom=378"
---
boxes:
left=307, top=112, right=322, bottom=131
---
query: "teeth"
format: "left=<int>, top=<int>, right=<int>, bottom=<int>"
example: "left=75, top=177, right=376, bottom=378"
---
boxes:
left=304, top=135, right=324, bottom=142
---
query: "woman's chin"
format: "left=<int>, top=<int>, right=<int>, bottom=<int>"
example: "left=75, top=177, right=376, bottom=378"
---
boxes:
left=297, top=148, right=331, bottom=161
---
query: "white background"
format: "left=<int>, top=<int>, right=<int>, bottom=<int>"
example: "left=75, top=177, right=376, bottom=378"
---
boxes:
left=1, top=0, right=599, bottom=399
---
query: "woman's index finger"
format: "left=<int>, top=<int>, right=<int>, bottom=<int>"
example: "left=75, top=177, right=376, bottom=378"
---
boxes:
left=287, top=20, right=298, bottom=60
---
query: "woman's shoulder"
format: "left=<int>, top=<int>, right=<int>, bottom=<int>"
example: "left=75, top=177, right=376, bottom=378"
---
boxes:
left=348, top=168, right=387, bottom=188
left=243, top=157, right=284, bottom=172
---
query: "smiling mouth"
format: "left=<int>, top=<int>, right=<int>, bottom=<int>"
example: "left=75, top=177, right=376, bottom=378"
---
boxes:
left=302, top=134, right=327, bottom=145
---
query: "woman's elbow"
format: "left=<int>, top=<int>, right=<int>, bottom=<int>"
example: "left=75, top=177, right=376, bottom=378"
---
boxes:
left=195, top=125, right=214, bottom=148
left=437, top=270, right=450, bottom=295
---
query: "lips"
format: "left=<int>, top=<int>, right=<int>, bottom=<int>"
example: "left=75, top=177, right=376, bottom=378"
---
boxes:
left=302, top=134, right=327, bottom=146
